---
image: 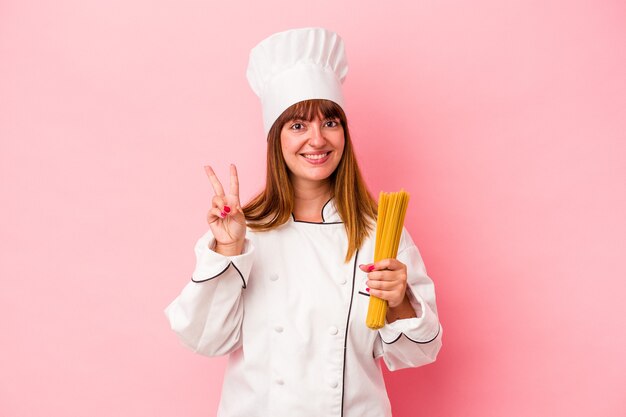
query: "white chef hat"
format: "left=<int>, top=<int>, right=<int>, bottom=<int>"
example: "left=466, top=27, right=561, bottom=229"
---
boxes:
left=246, top=27, right=349, bottom=135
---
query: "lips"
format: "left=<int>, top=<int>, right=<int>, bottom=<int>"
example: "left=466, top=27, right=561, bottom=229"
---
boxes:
left=302, top=152, right=330, bottom=160
left=301, top=151, right=331, bottom=165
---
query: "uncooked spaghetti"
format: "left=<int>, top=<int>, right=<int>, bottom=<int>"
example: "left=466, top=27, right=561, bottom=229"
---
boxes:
left=366, top=190, right=410, bottom=330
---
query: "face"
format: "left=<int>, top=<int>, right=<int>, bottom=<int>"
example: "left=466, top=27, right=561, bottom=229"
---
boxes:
left=280, top=113, right=345, bottom=187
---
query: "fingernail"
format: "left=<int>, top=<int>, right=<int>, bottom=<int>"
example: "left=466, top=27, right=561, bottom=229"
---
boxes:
left=220, top=211, right=226, bottom=218
left=366, top=288, right=370, bottom=292
left=367, top=265, right=375, bottom=272
left=223, top=206, right=231, bottom=213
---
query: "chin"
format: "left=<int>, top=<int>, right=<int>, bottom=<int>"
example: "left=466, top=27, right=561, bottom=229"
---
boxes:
left=295, top=169, right=335, bottom=183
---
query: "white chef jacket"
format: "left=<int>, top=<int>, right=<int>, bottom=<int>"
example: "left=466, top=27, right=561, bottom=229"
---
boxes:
left=165, top=199, right=442, bottom=417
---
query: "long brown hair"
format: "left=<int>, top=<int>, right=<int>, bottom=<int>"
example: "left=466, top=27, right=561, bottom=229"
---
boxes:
left=243, top=99, right=377, bottom=262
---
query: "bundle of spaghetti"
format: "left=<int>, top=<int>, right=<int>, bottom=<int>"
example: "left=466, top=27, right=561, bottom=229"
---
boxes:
left=366, top=190, right=410, bottom=330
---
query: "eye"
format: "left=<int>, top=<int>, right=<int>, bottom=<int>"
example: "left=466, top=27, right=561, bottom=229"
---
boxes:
left=290, top=122, right=305, bottom=130
left=324, top=119, right=340, bottom=128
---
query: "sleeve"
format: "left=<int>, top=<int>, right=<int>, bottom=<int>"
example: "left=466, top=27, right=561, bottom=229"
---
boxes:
left=164, top=229, right=255, bottom=357
left=374, top=228, right=443, bottom=371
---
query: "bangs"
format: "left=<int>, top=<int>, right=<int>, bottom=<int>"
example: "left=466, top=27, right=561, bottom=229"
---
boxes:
left=278, top=99, right=344, bottom=124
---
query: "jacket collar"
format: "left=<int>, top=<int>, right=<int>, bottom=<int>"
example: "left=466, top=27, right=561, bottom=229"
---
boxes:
left=321, top=198, right=342, bottom=223
left=291, top=198, right=343, bottom=224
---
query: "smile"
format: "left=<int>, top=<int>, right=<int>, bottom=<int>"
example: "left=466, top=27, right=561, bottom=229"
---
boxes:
left=301, top=152, right=330, bottom=161
left=300, top=152, right=331, bottom=165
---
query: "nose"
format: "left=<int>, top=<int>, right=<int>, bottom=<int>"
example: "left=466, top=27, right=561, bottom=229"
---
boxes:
left=308, top=123, right=326, bottom=147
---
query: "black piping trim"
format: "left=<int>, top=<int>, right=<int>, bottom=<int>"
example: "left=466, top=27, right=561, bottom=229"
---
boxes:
left=381, top=324, right=442, bottom=345
left=320, top=198, right=331, bottom=222
left=292, top=219, right=343, bottom=225
left=230, top=261, right=247, bottom=289
left=381, top=333, right=403, bottom=344
left=291, top=198, right=343, bottom=224
left=190, top=261, right=247, bottom=289
left=340, top=249, right=359, bottom=417
left=403, top=324, right=441, bottom=344
left=190, top=263, right=230, bottom=283
left=358, top=291, right=370, bottom=297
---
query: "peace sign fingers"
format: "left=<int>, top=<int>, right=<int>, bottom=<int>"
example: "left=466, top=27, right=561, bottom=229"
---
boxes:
left=203, top=164, right=247, bottom=253
left=204, top=165, right=226, bottom=197
left=229, top=164, right=240, bottom=198
left=205, top=164, right=241, bottom=199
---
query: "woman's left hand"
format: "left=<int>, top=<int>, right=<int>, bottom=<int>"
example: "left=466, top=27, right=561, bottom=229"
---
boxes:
left=359, top=259, right=408, bottom=308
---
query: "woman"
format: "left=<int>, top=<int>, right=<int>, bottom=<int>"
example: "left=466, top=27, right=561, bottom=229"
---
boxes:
left=165, top=27, right=442, bottom=417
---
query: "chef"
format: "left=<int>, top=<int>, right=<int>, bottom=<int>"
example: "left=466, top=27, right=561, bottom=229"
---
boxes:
left=165, top=27, right=442, bottom=417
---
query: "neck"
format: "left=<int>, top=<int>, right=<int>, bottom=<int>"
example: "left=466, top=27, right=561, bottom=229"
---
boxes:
left=291, top=178, right=332, bottom=222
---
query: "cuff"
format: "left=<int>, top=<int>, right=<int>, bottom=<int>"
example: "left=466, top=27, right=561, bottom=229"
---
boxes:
left=191, top=231, right=255, bottom=288
left=378, top=290, right=441, bottom=344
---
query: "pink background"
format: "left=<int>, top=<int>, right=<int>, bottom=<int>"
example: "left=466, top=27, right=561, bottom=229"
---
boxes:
left=1, top=1, right=625, bottom=416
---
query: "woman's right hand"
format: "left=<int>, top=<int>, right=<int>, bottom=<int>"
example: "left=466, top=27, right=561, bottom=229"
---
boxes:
left=204, top=164, right=246, bottom=256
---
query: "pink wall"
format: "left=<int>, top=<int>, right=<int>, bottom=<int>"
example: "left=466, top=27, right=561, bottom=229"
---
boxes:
left=1, top=1, right=625, bottom=416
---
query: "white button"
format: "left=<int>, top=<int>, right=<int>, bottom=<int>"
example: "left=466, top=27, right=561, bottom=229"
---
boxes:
left=329, top=380, right=339, bottom=388
left=274, top=325, right=284, bottom=333
left=328, top=326, right=338, bottom=335
left=338, top=278, right=347, bottom=285
left=269, top=274, right=279, bottom=281
left=276, top=378, right=284, bottom=385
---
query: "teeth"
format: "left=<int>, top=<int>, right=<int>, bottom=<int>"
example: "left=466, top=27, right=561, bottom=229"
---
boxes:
left=303, top=152, right=329, bottom=160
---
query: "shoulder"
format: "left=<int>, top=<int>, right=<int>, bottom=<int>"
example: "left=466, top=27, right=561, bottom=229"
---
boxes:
left=398, top=226, right=417, bottom=253
left=244, top=219, right=292, bottom=238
